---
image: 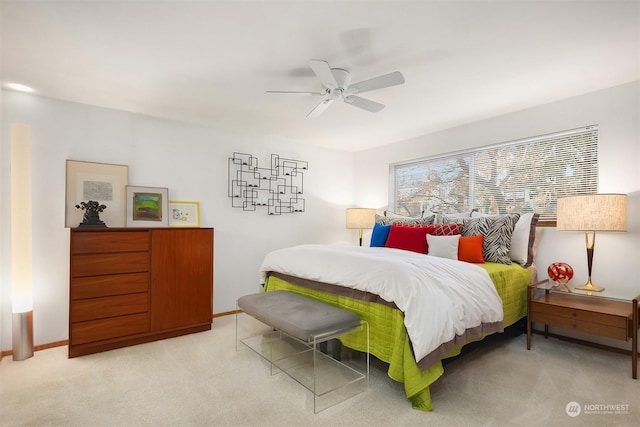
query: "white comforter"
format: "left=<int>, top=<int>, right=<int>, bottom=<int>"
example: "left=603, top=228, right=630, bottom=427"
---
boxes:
left=259, top=244, right=503, bottom=363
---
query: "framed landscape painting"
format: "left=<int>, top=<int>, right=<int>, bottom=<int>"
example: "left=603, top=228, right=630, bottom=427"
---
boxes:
left=65, top=160, right=128, bottom=228
left=126, top=185, right=169, bottom=227
left=168, top=200, right=201, bottom=227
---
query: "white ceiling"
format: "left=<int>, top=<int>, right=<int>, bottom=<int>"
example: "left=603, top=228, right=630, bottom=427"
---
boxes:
left=2, top=1, right=639, bottom=152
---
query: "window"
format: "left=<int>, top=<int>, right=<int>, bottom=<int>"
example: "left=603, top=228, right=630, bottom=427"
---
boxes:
left=391, top=126, right=598, bottom=220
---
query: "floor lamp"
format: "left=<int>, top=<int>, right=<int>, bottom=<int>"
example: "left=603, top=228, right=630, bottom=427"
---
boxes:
left=11, top=124, right=34, bottom=361
left=556, top=194, right=627, bottom=292
left=346, top=208, right=375, bottom=246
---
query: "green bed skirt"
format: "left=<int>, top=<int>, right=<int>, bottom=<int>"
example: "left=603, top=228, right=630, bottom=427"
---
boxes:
left=263, top=262, right=530, bottom=411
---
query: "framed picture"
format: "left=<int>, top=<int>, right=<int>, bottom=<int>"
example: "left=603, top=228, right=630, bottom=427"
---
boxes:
left=126, top=186, right=169, bottom=227
left=168, top=200, right=201, bottom=227
left=65, top=160, right=128, bottom=228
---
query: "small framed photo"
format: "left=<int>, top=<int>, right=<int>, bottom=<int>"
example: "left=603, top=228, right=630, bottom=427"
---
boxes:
left=65, top=160, right=128, bottom=228
left=126, top=185, right=169, bottom=227
left=168, top=200, right=201, bottom=227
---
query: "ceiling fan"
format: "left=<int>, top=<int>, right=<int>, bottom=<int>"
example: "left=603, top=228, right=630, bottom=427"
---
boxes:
left=267, top=59, right=405, bottom=118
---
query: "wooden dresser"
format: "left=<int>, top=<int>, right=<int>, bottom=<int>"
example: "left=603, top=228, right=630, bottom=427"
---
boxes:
left=69, top=227, right=213, bottom=357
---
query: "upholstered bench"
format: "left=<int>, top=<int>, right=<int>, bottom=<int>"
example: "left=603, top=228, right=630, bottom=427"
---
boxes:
left=236, top=290, right=369, bottom=413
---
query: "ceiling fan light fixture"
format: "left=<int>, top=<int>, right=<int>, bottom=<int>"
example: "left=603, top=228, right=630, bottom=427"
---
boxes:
left=330, top=68, right=351, bottom=90
left=268, top=59, right=404, bottom=117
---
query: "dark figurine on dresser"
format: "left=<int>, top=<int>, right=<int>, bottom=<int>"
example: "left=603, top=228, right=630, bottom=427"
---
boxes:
left=75, top=200, right=107, bottom=227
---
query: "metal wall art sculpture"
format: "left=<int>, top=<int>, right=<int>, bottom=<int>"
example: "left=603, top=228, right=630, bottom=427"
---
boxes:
left=228, top=152, right=307, bottom=215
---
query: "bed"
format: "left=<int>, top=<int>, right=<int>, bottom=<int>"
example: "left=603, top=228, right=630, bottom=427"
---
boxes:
left=259, top=212, right=539, bottom=411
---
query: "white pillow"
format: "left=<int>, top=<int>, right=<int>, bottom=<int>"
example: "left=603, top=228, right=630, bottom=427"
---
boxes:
left=426, top=234, right=460, bottom=260
left=509, top=213, right=539, bottom=267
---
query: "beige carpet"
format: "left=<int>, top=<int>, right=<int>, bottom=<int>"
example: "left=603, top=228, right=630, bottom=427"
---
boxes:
left=1, top=314, right=638, bottom=426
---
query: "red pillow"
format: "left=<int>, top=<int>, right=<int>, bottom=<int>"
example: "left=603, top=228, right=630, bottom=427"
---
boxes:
left=458, top=235, right=485, bottom=263
left=428, top=223, right=463, bottom=236
left=385, top=224, right=463, bottom=254
left=385, top=225, right=430, bottom=253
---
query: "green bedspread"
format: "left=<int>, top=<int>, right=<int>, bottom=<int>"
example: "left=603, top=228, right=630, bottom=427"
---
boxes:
left=263, top=262, right=531, bottom=411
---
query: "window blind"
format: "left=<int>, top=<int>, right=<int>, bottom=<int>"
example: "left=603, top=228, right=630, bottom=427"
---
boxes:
left=392, top=126, right=598, bottom=219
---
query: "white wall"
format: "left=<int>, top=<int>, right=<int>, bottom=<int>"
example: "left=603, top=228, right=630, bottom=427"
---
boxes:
left=355, top=81, right=640, bottom=347
left=3, top=82, right=638, bottom=352
left=0, top=91, right=357, bottom=351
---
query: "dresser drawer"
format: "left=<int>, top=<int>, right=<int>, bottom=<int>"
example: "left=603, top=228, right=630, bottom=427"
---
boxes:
left=71, top=231, right=149, bottom=254
left=72, top=252, right=149, bottom=277
left=71, top=293, right=148, bottom=322
left=71, top=313, right=149, bottom=345
left=71, top=272, right=149, bottom=300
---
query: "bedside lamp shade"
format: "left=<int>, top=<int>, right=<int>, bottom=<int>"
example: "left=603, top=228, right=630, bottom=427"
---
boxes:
left=556, top=194, right=627, bottom=292
left=557, top=194, right=627, bottom=232
left=346, top=208, right=375, bottom=246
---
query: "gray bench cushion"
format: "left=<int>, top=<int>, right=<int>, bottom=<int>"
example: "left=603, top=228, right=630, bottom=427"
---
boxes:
left=237, top=290, right=361, bottom=342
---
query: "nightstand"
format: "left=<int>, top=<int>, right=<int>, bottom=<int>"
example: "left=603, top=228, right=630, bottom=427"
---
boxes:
left=527, top=280, right=639, bottom=379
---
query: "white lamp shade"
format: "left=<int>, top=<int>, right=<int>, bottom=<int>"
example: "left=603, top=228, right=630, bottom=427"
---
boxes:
left=556, top=194, right=627, bottom=232
left=346, top=208, right=376, bottom=229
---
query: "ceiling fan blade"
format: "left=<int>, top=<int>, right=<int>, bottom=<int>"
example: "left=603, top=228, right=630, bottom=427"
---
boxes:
left=266, top=90, right=324, bottom=95
left=348, top=71, right=405, bottom=95
left=344, top=95, right=385, bottom=113
left=306, top=98, right=335, bottom=118
left=309, top=59, right=338, bottom=89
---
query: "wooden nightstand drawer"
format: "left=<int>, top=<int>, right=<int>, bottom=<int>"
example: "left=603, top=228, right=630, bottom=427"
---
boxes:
left=531, top=309, right=628, bottom=340
left=532, top=302, right=628, bottom=330
left=71, top=292, right=148, bottom=322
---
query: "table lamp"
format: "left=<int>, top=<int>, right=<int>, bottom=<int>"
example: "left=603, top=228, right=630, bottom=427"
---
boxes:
left=346, top=208, right=375, bottom=246
left=556, top=194, right=627, bottom=292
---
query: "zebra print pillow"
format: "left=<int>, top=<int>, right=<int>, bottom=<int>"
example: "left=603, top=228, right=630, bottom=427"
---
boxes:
left=462, top=214, right=520, bottom=264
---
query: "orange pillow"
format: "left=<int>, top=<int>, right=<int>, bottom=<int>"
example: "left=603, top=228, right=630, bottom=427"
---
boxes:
left=458, top=235, right=485, bottom=263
